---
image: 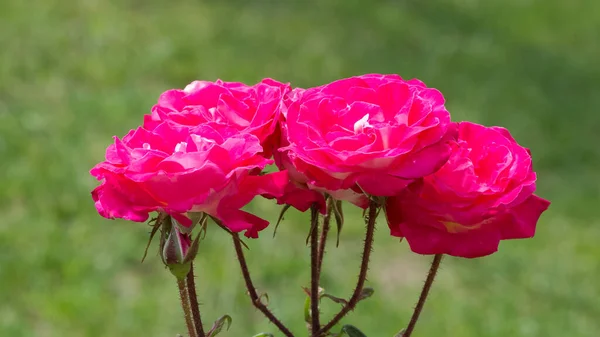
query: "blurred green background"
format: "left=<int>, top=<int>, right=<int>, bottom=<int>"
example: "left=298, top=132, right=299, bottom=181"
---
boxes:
left=1, top=0, right=599, bottom=336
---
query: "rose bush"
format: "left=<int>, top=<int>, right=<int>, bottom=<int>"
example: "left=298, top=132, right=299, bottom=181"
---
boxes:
left=386, top=121, right=550, bottom=257
left=90, top=74, right=552, bottom=337
left=277, top=74, right=457, bottom=210
left=90, top=121, right=288, bottom=238
left=144, top=78, right=290, bottom=155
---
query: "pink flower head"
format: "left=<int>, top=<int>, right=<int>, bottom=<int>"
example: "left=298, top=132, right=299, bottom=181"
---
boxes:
left=144, top=78, right=291, bottom=155
left=278, top=74, right=456, bottom=207
left=386, top=122, right=550, bottom=258
left=90, top=121, right=288, bottom=238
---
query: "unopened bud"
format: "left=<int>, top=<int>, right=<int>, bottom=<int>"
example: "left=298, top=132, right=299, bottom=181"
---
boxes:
left=161, top=215, right=203, bottom=280
left=162, top=224, right=192, bottom=279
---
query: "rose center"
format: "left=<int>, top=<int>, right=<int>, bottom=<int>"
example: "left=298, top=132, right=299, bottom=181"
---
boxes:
left=353, top=113, right=371, bottom=133
left=174, top=142, right=187, bottom=153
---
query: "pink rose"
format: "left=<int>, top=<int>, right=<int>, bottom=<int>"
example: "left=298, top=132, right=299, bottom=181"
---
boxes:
left=279, top=74, right=456, bottom=204
left=386, top=122, right=550, bottom=258
left=144, top=78, right=290, bottom=155
left=90, top=121, right=288, bottom=238
left=269, top=120, right=357, bottom=212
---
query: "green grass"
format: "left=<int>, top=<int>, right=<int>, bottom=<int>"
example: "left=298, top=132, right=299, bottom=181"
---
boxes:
left=1, top=0, right=599, bottom=336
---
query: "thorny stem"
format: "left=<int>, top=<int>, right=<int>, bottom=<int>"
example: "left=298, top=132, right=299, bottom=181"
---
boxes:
left=310, top=205, right=321, bottom=334
left=186, top=263, right=206, bottom=337
left=317, top=201, right=332, bottom=276
left=317, top=199, right=379, bottom=335
left=177, top=277, right=197, bottom=337
left=403, top=254, right=443, bottom=337
left=232, top=233, right=295, bottom=337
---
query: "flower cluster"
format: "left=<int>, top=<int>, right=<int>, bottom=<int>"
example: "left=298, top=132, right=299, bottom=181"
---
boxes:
left=91, top=74, right=549, bottom=257
left=91, top=79, right=291, bottom=238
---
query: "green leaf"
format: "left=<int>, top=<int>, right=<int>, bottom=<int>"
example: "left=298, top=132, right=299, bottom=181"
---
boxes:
left=358, top=287, right=375, bottom=301
left=340, top=324, right=368, bottom=337
left=321, top=293, right=348, bottom=306
left=303, top=294, right=311, bottom=324
left=273, top=204, right=291, bottom=238
left=302, top=286, right=324, bottom=326
left=331, top=199, right=344, bottom=247
left=207, top=315, right=232, bottom=337
left=251, top=333, right=274, bottom=337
